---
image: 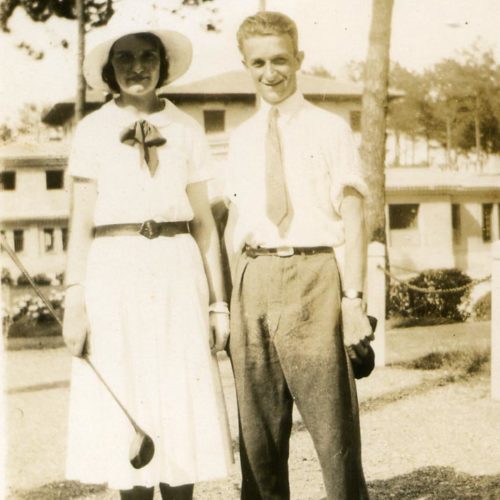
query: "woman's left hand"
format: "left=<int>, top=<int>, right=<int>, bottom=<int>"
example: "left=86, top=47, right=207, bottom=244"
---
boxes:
left=209, top=312, right=230, bottom=353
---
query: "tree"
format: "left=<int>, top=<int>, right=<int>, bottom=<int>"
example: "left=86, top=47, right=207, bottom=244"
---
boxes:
left=1, top=0, right=114, bottom=122
left=426, top=47, right=500, bottom=165
left=360, top=0, right=394, bottom=243
left=0, top=0, right=113, bottom=32
left=0, top=124, right=13, bottom=144
left=16, top=102, right=50, bottom=138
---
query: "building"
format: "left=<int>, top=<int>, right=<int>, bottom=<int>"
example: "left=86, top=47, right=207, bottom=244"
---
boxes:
left=386, top=167, right=500, bottom=280
left=4, top=70, right=498, bottom=285
left=0, top=141, right=70, bottom=282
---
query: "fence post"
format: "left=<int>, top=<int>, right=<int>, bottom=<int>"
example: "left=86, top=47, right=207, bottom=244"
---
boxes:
left=492, top=241, right=500, bottom=400
left=367, top=241, right=386, bottom=367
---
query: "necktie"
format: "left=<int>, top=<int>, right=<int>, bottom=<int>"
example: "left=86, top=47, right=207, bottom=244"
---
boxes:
left=120, top=120, right=166, bottom=176
left=266, top=107, right=293, bottom=236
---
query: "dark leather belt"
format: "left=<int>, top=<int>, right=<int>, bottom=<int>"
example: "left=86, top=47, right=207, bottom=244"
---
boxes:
left=244, top=244, right=333, bottom=258
left=94, top=220, right=190, bottom=240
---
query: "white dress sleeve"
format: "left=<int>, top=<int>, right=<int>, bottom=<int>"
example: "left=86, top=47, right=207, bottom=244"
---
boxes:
left=186, top=123, right=214, bottom=184
left=67, top=118, right=100, bottom=180
left=329, top=120, right=368, bottom=214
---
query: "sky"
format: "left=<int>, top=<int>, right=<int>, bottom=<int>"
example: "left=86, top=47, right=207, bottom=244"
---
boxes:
left=0, top=0, right=498, bottom=124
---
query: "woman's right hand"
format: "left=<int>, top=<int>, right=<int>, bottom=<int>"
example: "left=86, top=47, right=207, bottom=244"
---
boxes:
left=63, top=285, right=90, bottom=357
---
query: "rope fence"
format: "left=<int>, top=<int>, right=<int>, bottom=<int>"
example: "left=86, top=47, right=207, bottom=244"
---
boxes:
left=378, top=264, right=492, bottom=294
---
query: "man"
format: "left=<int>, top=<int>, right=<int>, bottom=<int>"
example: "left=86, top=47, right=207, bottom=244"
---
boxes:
left=224, top=11, right=373, bottom=500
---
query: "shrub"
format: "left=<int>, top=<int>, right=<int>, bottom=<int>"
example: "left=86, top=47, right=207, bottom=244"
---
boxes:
left=7, top=290, right=64, bottom=337
left=472, top=292, right=491, bottom=321
left=388, top=268, right=472, bottom=322
left=1, top=267, right=13, bottom=285
left=16, top=273, right=53, bottom=286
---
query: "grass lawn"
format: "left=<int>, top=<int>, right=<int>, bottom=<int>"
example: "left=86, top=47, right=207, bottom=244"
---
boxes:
left=386, top=320, right=490, bottom=364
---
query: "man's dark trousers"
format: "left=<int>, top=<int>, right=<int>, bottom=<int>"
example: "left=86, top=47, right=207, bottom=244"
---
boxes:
left=229, top=251, right=369, bottom=500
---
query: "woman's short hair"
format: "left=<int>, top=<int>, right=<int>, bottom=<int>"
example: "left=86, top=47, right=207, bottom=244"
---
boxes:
left=237, top=11, right=299, bottom=54
left=101, top=32, right=170, bottom=93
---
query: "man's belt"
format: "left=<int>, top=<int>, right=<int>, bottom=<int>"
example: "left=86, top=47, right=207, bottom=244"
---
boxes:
left=244, top=244, right=333, bottom=258
left=94, top=220, right=190, bottom=240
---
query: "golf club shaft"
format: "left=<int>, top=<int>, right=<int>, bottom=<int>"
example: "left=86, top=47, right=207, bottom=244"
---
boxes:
left=1, top=235, right=143, bottom=433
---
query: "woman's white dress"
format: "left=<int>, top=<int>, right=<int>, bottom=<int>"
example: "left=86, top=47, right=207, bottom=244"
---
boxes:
left=65, top=99, right=232, bottom=490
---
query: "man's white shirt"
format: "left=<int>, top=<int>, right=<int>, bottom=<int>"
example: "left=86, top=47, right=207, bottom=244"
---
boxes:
left=224, top=90, right=368, bottom=253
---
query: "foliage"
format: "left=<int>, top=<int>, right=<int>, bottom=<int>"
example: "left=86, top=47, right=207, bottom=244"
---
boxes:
left=303, top=65, right=334, bottom=78
left=0, top=123, right=13, bottom=143
left=7, top=289, right=63, bottom=323
left=386, top=45, right=500, bottom=159
left=407, top=349, right=489, bottom=375
left=0, top=0, right=114, bottom=33
left=2, top=267, right=13, bottom=285
left=16, top=272, right=53, bottom=286
left=15, top=102, right=50, bottom=137
left=472, top=292, right=491, bottom=321
left=388, top=268, right=472, bottom=322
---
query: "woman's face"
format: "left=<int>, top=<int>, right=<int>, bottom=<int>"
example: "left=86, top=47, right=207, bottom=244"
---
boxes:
left=110, top=34, right=161, bottom=97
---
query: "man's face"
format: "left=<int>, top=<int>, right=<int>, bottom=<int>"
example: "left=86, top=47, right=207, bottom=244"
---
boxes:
left=111, top=34, right=161, bottom=98
left=241, top=34, right=303, bottom=105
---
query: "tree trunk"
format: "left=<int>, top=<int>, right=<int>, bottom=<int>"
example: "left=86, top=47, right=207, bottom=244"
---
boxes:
left=360, top=0, right=394, bottom=243
left=394, top=130, right=400, bottom=166
left=474, top=94, right=482, bottom=169
left=75, top=0, right=86, bottom=123
left=445, top=115, right=452, bottom=168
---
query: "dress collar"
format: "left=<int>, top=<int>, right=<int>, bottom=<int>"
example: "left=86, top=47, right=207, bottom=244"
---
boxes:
left=106, top=98, right=173, bottom=128
left=257, top=90, right=305, bottom=123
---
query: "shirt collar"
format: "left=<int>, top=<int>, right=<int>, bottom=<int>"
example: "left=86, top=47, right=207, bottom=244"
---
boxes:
left=258, top=90, right=305, bottom=123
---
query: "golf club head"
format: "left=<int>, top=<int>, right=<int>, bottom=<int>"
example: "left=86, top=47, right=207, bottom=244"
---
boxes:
left=129, top=430, right=155, bottom=469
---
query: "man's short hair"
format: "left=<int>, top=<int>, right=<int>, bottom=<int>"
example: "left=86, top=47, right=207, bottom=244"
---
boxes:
left=237, top=11, right=299, bottom=54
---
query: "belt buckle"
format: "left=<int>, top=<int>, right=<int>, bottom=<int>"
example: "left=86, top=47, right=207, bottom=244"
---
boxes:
left=276, top=246, right=294, bottom=257
left=139, top=220, right=160, bottom=239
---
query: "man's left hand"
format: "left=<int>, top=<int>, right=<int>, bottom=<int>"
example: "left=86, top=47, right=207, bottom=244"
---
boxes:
left=341, top=298, right=374, bottom=363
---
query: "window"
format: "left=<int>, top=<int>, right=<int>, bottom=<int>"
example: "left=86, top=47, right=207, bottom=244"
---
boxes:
left=44, top=228, right=55, bottom=252
left=388, top=204, right=420, bottom=246
left=46, top=170, right=64, bottom=190
left=1, top=171, right=16, bottom=190
left=203, top=110, right=225, bottom=134
left=13, top=229, right=24, bottom=252
left=482, top=203, right=493, bottom=242
left=451, top=204, right=461, bottom=245
left=62, top=227, right=68, bottom=251
left=349, top=111, right=361, bottom=132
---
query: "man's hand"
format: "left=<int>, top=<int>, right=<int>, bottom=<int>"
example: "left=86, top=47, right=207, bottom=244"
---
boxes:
left=209, top=312, right=230, bottom=354
left=62, top=286, right=90, bottom=357
left=341, top=298, right=374, bottom=363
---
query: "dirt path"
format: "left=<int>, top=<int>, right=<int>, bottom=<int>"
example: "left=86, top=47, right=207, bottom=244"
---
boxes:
left=5, top=322, right=500, bottom=499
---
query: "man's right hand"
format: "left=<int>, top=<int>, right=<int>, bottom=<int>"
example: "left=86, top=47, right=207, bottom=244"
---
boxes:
left=63, top=285, right=90, bottom=357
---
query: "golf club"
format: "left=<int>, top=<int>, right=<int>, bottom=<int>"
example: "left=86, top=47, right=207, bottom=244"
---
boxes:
left=1, top=234, right=155, bottom=469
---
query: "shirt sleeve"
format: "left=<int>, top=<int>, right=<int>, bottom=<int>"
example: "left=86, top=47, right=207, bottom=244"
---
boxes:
left=329, top=119, right=368, bottom=214
left=186, top=123, right=214, bottom=184
left=67, top=118, right=99, bottom=180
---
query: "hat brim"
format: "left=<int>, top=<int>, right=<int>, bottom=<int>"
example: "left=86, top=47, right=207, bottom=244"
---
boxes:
left=84, top=28, right=192, bottom=94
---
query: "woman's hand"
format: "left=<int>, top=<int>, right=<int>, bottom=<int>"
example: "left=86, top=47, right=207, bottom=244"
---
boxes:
left=209, top=311, right=230, bottom=354
left=63, top=285, right=90, bottom=357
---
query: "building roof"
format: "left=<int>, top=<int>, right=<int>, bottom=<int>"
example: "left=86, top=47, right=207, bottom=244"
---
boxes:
left=0, top=141, right=69, bottom=168
left=165, top=70, right=365, bottom=98
left=43, top=71, right=385, bottom=126
left=386, top=167, right=500, bottom=193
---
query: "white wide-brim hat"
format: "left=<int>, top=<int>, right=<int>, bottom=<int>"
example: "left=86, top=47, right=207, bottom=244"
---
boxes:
left=84, top=18, right=192, bottom=93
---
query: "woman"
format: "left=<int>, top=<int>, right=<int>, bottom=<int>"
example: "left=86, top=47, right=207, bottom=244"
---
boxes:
left=63, top=22, right=232, bottom=500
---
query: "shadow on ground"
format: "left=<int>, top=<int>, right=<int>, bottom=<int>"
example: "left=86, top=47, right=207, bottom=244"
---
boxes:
left=10, top=467, right=500, bottom=500
left=367, top=466, right=500, bottom=500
